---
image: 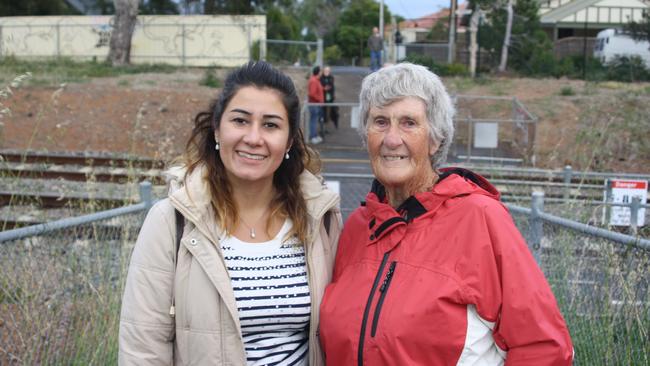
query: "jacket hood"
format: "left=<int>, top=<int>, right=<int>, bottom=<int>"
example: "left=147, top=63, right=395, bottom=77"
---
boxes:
left=164, top=164, right=339, bottom=242
left=363, top=168, right=500, bottom=247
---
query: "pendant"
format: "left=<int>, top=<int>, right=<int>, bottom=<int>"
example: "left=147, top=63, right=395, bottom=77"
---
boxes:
left=250, top=228, right=256, bottom=239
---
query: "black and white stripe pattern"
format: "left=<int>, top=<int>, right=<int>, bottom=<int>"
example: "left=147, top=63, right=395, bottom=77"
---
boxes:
left=221, top=220, right=310, bottom=366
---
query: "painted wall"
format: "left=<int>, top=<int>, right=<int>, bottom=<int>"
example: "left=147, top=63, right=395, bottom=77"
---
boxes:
left=0, top=15, right=266, bottom=67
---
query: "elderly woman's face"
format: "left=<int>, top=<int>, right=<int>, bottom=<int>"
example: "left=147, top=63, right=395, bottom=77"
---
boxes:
left=366, top=97, right=438, bottom=191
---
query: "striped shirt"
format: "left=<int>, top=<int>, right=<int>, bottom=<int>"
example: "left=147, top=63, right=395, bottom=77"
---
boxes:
left=220, top=219, right=310, bottom=366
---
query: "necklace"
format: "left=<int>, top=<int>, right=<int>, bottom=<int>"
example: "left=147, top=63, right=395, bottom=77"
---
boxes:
left=238, top=208, right=270, bottom=239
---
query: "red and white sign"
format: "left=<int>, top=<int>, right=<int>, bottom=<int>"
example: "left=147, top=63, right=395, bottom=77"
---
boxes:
left=607, top=179, right=648, bottom=226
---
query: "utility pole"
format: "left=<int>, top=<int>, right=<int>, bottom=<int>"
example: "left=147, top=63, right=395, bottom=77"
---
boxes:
left=447, top=0, right=457, bottom=64
left=380, top=0, right=384, bottom=65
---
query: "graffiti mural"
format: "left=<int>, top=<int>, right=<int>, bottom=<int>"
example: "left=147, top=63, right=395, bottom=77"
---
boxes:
left=0, top=15, right=265, bottom=67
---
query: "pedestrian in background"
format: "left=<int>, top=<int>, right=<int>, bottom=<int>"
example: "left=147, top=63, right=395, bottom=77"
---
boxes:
left=308, top=66, right=324, bottom=144
left=119, top=61, right=342, bottom=365
left=367, top=27, right=383, bottom=72
left=319, top=63, right=573, bottom=365
left=320, top=66, right=339, bottom=130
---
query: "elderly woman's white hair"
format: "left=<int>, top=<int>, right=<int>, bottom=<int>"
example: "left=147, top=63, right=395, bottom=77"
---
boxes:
left=358, top=63, right=455, bottom=169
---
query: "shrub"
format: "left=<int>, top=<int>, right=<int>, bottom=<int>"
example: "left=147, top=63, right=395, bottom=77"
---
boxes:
left=402, top=54, right=468, bottom=76
left=323, top=45, right=343, bottom=65
left=559, top=86, right=575, bottom=96
left=554, top=57, right=576, bottom=78
left=606, top=55, right=650, bottom=82
left=199, top=68, right=221, bottom=88
left=526, top=48, right=557, bottom=76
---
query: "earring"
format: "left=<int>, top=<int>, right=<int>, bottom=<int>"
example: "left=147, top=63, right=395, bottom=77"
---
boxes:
left=285, top=150, right=290, bottom=160
left=215, top=141, right=220, bottom=151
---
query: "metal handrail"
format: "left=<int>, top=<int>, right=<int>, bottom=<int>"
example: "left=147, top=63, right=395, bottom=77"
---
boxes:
left=0, top=182, right=154, bottom=243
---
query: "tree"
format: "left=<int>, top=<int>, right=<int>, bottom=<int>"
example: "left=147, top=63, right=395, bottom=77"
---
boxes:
left=426, top=16, right=449, bottom=42
left=201, top=0, right=287, bottom=15
left=624, top=10, right=650, bottom=46
left=300, top=0, right=341, bottom=39
left=468, top=7, right=481, bottom=77
left=498, top=0, right=513, bottom=72
left=478, top=0, right=551, bottom=73
left=139, top=0, right=178, bottom=14
left=0, top=0, right=76, bottom=15
left=330, top=0, right=391, bottom=61
left=107, top=0, right=140, bottom=66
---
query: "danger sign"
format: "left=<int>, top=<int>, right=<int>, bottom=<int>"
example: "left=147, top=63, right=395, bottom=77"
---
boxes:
left=607, top=179, right=648, bottom=227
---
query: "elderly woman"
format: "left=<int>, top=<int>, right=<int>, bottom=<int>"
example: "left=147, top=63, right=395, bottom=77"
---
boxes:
left=319, top=63, right=573, bottom=365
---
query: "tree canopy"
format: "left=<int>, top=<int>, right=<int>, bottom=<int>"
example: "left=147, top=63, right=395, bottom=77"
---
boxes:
left=474, top=0, right=553, bottom=73
left=0, top=0, right=77, bottom=16
left=624, top=10, right=650, bottom=45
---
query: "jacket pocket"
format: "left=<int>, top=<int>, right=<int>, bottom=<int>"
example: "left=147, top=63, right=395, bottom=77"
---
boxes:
left=371, top=261, right=397, bottom=337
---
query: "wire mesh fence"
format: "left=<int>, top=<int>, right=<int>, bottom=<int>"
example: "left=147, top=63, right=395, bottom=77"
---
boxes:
left=510, top=209, right=650, bottom=365
left=0, top=175, right=648, bottom=364
left=259, top=39, right=319, bottom=67
left=0, top=212, right=145, bottom=364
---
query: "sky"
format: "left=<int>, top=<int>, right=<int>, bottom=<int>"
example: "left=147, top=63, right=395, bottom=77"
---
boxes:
left=383, top=0, right=461, bottom=20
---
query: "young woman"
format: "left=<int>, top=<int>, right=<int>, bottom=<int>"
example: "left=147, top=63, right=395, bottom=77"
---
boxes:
left=119, top=61, right=342, bottom=365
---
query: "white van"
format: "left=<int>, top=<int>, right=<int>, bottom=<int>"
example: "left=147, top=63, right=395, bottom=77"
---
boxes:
left=593, top=28, right=650, bottom=68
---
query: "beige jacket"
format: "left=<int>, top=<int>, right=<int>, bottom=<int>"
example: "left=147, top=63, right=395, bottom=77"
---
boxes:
left=119, top=165, right=342, bottom=365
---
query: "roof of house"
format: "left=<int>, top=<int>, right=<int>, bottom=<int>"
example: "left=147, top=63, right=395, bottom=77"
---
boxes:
left=396, top=2, right=468, bottom=30
left=540, top=0, right=649, bottom=26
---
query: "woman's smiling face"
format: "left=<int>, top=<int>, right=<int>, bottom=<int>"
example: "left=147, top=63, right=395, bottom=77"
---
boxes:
left=366, top=96, right=438, bottom=194
left=215, top=86, right=291, bottom=187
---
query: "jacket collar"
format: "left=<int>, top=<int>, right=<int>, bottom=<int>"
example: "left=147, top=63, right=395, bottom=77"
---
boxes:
left=165, top=164, right=339, bottom=243
left=364, top=167, right=500, bottom=245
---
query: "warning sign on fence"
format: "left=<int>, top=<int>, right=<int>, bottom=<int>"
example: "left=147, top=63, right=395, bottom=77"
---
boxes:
left=607, top=180, right=648, bottom=227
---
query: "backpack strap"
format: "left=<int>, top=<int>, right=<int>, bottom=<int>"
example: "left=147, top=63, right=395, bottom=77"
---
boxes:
left=174, top=208, right=184, bottom=265
left=323, top=210, right=331, bottom=236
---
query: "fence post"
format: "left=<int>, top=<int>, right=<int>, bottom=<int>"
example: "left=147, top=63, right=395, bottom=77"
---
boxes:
left=139, top=181, right=153, bottom=210
left=603, top=179, right=613, bottom=226
left=181, top=24, right=186, bottom=66
left=247, top=24, right=252, bottom=62
left=56, top=23, right=61, bottom=58
left=466, top=117, right=472, bottom=163
left=260, top=38, right=266, bottom=61
left=530, top=191, right=544, bottom=266
left=630, top=196, right=640, bottom=235
left=563, top=165, right=572, bottom=201
left=301, top=103, right=309, bottom=143
left=0, top=25, right=3, bottom=58
left=316, top=38, right=323, bottom=67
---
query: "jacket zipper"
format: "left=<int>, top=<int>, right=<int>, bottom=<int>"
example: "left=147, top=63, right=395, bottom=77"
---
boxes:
left=370, top=261, right=397, bottom=337
left=358, top=251, right=391, bottom=366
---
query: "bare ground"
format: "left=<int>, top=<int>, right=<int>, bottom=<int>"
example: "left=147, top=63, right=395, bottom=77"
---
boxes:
left=1, top=68, right=649, bottom=173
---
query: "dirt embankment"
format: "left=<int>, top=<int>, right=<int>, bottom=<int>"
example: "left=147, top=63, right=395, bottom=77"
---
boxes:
left=1, top=69, right=649, bottom=173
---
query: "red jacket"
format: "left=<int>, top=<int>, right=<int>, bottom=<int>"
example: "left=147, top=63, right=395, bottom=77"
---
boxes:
left=319, top=168, right=573, bottom=365
left=308, top=75, right=324, bottom=103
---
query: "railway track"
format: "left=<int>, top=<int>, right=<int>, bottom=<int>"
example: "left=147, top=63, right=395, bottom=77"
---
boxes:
left=1, top=150, right=647, bottom=229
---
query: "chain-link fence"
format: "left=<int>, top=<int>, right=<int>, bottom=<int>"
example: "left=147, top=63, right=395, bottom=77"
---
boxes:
left=258, top=39, right=321, bottom=68
left=0, top=211, right=145, bottom=364
left=509, top=205, right=649, bottom=365
left=1, top=177, right=648, bottom=364
left=452, top=95, right=537, bottom=165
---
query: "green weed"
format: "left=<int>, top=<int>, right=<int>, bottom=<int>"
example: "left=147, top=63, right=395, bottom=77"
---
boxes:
left=200, top=67, right=221, bottom=88
left=560, top=86, right=575, bottom=96
left=0, top=56, right=177, bottom=86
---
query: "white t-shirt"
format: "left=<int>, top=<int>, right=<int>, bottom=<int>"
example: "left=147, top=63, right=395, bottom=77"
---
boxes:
left=220, top=219, right=310, bottom=366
